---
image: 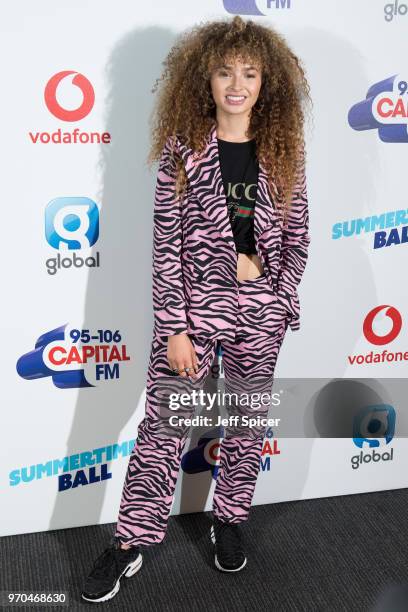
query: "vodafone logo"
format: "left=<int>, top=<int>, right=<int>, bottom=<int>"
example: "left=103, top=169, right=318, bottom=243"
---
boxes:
left=348, top=304, right=406, bottom=367
left=44, top=71, right=95, bottom=122
left=29, top=70, right=110, bottom=145
left=363, top=305, right=402, bottom=345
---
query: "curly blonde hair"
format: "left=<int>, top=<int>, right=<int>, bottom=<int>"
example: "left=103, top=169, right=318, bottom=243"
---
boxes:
left=147, top=15, right=312, bottom=222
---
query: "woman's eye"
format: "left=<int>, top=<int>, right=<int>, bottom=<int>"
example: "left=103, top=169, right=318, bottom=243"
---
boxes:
left=219, top=72, right=256, bottom=78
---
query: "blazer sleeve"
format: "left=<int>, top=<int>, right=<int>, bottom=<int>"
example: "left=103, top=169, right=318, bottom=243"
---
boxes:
left=151, top=136, right=188, bottom=336
left=276, top=144, right=311, bottom=331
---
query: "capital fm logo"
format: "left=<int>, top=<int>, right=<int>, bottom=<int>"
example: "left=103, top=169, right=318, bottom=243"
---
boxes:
left=28, top=70, right=111, bottom=145
left=348, top=74, right=408, bottom=143
left=223, top=0, right=292, bottom=16
left=16, top=324, right=130, bottom=388
left=44, top=197, right=100, bottom=275
left=350, top=404, right=396, bottom=469
left=348, top=305, right=404, bottom=366
left=182, top=428, right=223, bottom=479
left=181, top=426, right=279, bottom=477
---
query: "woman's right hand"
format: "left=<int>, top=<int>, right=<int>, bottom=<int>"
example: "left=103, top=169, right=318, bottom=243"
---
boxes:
left=167, top=334, right=199, bottom=379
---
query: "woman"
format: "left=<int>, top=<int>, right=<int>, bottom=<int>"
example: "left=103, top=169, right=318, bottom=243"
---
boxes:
left=82, top=14, right=312, bottom=603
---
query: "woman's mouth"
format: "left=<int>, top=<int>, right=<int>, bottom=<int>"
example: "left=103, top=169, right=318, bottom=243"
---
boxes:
left=225, top=95, right=247, bottom=105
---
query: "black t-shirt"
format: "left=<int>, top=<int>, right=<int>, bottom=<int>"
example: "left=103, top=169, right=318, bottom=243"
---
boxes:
left=217, top=137, right=259, bottom=255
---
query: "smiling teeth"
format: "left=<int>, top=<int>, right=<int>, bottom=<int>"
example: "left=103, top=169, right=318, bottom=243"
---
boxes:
left=226, top=95, right=245, bottom=100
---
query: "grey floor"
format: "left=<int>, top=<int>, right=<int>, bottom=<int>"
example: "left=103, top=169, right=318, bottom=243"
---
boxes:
left=2, top=489, right=408, bottom=611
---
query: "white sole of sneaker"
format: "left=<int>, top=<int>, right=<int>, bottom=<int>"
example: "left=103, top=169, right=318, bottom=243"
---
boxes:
left=210, top=526, right=247, bottom=573
left=81, top=553, right=143, bottom=603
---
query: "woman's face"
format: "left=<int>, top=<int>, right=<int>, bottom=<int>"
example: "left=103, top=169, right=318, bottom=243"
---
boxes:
left=210, top=56, right=262, bottom=118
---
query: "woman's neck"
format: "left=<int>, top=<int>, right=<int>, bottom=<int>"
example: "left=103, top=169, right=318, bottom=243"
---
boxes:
left=215, top=115, right=253, bottom=143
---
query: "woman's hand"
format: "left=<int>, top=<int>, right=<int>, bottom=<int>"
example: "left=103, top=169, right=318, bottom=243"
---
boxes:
left=167, top=334, right=199, bottom=379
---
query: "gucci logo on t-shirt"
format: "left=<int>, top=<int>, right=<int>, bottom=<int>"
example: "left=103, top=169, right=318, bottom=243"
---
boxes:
left=226, top=182, right=257, bottom=222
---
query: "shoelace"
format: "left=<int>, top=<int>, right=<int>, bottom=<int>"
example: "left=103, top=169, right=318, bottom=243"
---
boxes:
left=91, top=545, right=124, bottom=580
left=214, top=522, right=243, bottom=563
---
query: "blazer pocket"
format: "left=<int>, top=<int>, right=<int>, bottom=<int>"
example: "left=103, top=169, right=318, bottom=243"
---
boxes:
left=276, top=289, right=300, bottom=328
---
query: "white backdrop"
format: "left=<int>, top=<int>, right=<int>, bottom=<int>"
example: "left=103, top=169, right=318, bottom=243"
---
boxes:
left=2, top=0, right=407, bottom=538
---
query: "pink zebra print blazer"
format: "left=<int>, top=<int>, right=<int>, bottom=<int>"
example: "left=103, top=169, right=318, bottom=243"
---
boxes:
left=152, top=123, right=311, bottom=341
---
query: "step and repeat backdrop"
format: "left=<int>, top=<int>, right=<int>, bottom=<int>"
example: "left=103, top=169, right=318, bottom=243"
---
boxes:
left=2, top=0, right=408, bottom=537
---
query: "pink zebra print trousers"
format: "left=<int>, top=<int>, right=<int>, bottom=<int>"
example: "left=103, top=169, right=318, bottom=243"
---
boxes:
left=115, top=272, right=289, bottom=547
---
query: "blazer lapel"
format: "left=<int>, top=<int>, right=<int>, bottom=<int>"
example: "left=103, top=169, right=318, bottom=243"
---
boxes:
left=179, top=123, right=277, bottom=248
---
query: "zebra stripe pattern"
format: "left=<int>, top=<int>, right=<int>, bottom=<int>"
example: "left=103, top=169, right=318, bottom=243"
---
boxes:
left=114, top=273, right=289, bottom=547
left=151, top=125, right=311, bottom=340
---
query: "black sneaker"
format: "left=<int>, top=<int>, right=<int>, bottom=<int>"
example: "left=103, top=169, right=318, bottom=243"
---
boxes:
left=81, top=535, right=143, bottom=603
left=210, top=517, right=247, bottom=572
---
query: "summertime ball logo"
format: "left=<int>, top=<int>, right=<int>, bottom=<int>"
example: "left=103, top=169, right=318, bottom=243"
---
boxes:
left=16, top=324, right=130, bottom=388
left=331, top=206, right=408, bottom=249
left=348, top=74, right=408, bottom=142
left=9, top=438, right=136, bottom=492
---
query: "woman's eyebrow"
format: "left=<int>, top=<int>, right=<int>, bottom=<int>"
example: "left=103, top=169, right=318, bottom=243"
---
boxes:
left=219, top=64, right=259, bottom=70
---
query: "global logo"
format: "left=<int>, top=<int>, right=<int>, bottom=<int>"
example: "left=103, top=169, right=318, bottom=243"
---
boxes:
left=384, top=1, right=408, bottom=21
left=223, top=0, right=291, bottom=16
left=16, top=324, right=130, bottom=388
left=46, top=197, right=99, bottom=250
left=353, top=404, right=396, bottom=448
left=351, top=404, right=396, bottom=469
left=45, top=197, right=100, bottom=275
left=348, top=74, right=408, bottom=142
left=363, top=306, right=402, bottom=346
left=44, top=71, right=95, bottom=122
